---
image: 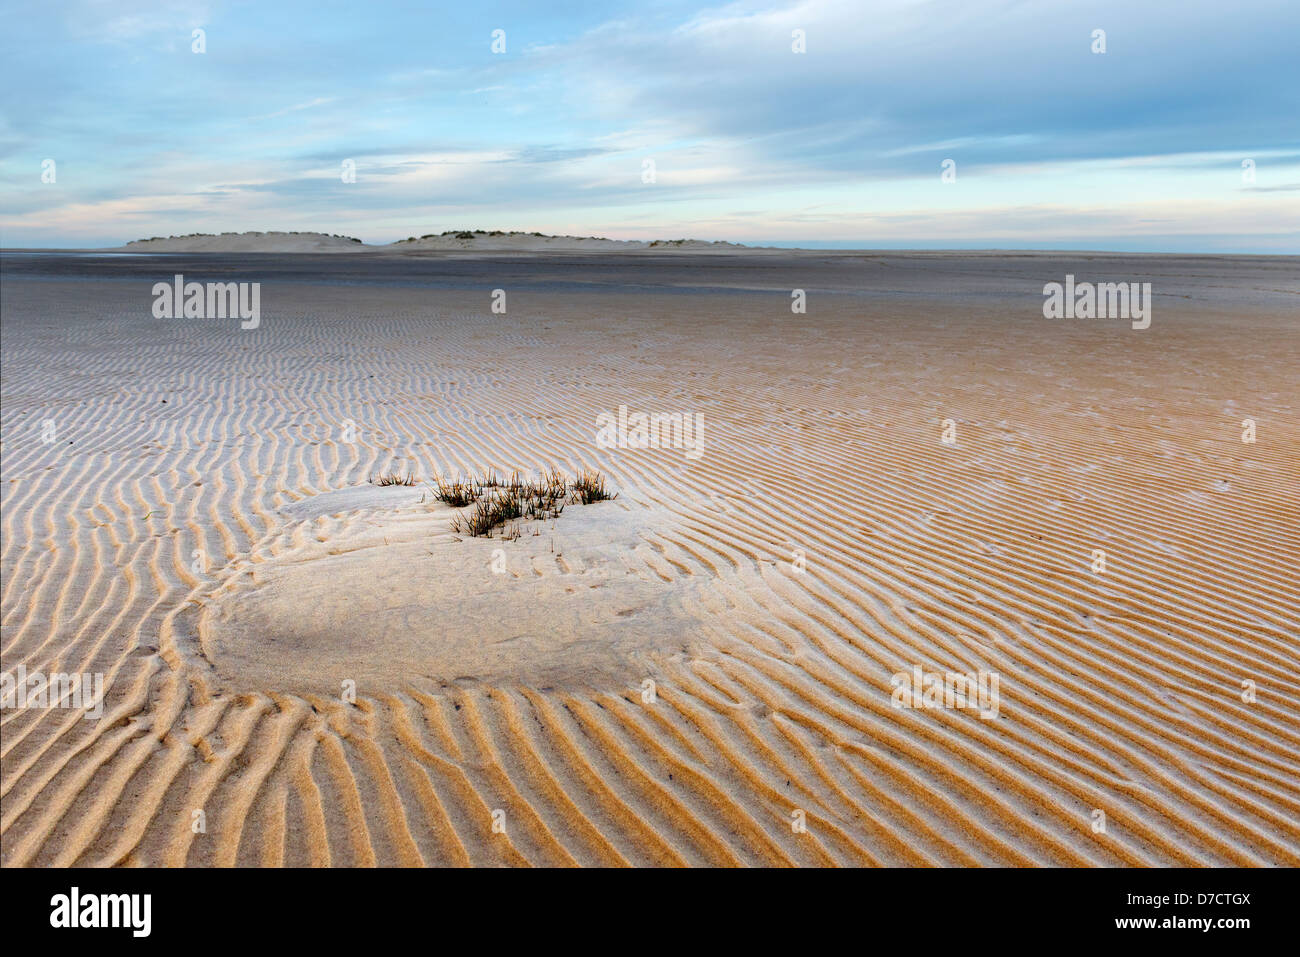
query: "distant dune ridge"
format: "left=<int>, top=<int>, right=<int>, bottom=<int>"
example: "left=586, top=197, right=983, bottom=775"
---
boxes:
left=121, top=230, right=753, bottom=253
left=122, top=231, right=366, bottom=253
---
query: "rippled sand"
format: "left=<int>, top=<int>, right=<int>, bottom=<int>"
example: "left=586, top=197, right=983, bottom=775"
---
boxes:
left=2, top=252, right=1297, bottom=866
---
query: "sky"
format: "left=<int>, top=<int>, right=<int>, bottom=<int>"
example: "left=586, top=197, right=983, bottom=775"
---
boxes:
left=1, top=0, right=1297, bottom=251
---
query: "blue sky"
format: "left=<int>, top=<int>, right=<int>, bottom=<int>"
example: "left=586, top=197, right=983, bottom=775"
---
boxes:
left=1, top=0, right=1297, bottom=250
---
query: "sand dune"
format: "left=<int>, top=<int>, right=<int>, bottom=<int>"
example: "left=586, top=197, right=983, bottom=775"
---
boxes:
left=1, top=253, right=1297, bottom=867
left=122, top=231, right=369, bottom=253
left=390, top=232, right=745, bottom=252
left=118, top=231, right=753, bottom=254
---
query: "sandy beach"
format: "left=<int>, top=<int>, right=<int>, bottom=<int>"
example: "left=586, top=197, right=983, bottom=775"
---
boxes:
left=1, top=249, right=1297, bottom=867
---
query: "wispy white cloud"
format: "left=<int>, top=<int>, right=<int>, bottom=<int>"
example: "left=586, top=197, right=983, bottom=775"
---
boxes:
left=254, top=97, right=337, bottom=121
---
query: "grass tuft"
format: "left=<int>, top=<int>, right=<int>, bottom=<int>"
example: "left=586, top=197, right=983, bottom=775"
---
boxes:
left=431, top=475, right=477, bottom=507
left=571, top=469, right=617, bottom=504
left=372, top=471, right=416, bottom=487
left=444, top=469, right=613, bottom=538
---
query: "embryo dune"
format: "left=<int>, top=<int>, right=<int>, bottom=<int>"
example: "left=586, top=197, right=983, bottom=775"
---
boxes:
left=1, top=249, right=1297, bottom=867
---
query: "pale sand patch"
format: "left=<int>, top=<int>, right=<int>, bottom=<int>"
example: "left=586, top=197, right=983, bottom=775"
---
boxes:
left=193, top=493, right=707, bottom=692
left=276, top=484, right=427, bottom=519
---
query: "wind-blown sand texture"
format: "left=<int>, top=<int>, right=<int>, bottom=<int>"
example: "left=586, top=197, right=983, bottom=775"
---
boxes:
left=2, top=250, right=1297, bottom=866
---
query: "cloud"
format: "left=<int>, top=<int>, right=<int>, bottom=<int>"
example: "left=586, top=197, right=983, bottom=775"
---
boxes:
left=2, top=0, right=1297, bottom=248
left=255, top=97, right=337, bottom=120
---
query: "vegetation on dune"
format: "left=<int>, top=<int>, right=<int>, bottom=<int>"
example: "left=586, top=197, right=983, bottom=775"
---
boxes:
left=393, top=229, right=628, bottom=244
left=128, top=231, right=364, bottom=244
left=128, top=229, right=736, bottom=247
left=430, top=475, right=476, bottom=507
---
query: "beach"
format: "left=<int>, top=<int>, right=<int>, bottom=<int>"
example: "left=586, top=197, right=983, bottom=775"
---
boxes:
left=2, top=249, right=1297, bottom=866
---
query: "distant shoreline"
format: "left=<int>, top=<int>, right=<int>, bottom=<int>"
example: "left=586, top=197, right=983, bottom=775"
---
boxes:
left=2, top=238, right=1293, bottom=259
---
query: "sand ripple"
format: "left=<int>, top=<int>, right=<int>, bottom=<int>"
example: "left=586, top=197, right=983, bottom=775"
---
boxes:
left=2, top=265, right=1297, bottom=866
